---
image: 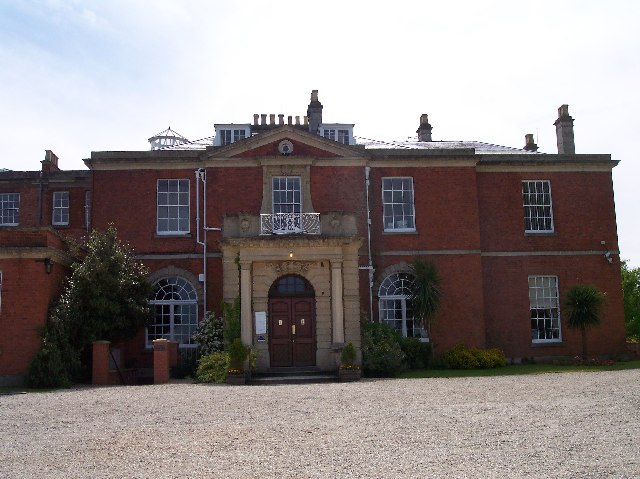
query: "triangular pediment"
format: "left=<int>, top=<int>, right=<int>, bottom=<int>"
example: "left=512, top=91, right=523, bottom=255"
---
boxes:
left=203, top=125, right=367, bottom=160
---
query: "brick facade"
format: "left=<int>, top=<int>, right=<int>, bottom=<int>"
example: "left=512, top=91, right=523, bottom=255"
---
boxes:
left=0, top=94, right=627, bottom=383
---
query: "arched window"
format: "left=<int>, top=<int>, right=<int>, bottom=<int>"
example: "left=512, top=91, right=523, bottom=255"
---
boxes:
left=148, top=277, right=198, bottom=348
left=378, top=272, right=427, bottom=340
left=269, top=275, right=314, bottom=297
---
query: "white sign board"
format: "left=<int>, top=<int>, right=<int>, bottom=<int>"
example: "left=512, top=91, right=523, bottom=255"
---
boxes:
left=255, top=311, right=267, bottom=335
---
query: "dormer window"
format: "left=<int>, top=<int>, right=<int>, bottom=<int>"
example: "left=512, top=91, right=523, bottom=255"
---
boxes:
left=214, top=124, right=251, bottom=146
left=319, top=124, right=354, bottom=145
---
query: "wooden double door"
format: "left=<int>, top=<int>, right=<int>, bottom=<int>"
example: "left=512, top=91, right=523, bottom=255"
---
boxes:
left=269, top=297, right=315, bottom=367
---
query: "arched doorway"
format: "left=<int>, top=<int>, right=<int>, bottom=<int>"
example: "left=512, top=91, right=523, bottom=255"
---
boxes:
left=268, top=275, right=316, bottom=367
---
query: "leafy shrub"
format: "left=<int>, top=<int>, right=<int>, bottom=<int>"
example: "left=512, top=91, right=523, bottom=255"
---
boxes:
left=25, top=326, right=73, bottom=388
left=441, top=344, right=506, bottom=369
left=400, top=337, right=431, bottom=370
left=222, top=299, right=241, bottom=346
left=361, top=323, right=406, bottom=377
left=195, top=352, right=229, bottom=383
left=192, top=311, right=224, bottom=355
left=228, top=338, right=249, bottom=370
left=478, top=348, right=507, bottom=368
left=340, top=342, right=357, bottom=368
left=248, top=348, right=258, bottom=372
left=441, top=344, right=480, bottom=369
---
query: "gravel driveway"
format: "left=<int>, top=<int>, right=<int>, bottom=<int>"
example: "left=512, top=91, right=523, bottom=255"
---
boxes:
left=1, top=370, right=639, bottom=478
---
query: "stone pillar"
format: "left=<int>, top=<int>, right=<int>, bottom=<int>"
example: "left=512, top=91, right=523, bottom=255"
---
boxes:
left=153, top=339, right=170, bottom=384
left=331, top=260, right=345, bottom=344
left=240, top=260, right=253, bottom=346
left=92, top=340, right=111, bottom=386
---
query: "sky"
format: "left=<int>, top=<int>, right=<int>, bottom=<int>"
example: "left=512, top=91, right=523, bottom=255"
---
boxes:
left=0, top=0, right=638, bottom=265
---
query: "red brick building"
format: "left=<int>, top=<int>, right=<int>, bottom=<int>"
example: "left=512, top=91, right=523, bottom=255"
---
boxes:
left=0, top=91, right=626, bottom=384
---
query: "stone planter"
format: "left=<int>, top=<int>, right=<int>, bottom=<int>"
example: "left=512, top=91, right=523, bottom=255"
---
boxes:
left=226, top=372, right=246, bottom=385
left=338, top=367, right=361, bottom=382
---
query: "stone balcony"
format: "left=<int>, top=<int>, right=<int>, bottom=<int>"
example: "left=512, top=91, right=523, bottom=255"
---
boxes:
left=223, top=212, right=357, bottom=238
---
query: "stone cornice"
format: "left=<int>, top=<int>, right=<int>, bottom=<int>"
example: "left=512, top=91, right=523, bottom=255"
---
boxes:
left=219, top=236, right=361, bottom=249
left=0, top=247, right=77, bottom=266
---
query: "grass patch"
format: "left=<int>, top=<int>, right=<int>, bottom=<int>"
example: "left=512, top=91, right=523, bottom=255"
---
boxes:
left=398, top=360, right=640, bottom=379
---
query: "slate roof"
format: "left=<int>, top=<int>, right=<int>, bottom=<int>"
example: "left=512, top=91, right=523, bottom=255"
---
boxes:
left=355, top=137, right=540, bottom=154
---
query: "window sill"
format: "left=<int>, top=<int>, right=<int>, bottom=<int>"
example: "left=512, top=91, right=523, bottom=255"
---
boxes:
left=525, top=231, right=556, bottom=237
left=155, top=233, right=191, bottom=239
left=383, top=229, right=418, bottom=235
left=531, top=340, right=563, bottom=347
left=53, top=224, right=69, bottom=228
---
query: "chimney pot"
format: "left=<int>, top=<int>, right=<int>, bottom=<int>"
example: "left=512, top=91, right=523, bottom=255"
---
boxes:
left=253, top=114, right=259, bottom=126
left=288, top=115, right=292, bottom=125
left=269, top=114, right=276, bottom=125
left=295, top=116, right=300, bottom=125
left=524, top=134, right=538, bottom=152
left=278, top=114, right=284, bottom=125
left=261, top=114, right=267, bottom=125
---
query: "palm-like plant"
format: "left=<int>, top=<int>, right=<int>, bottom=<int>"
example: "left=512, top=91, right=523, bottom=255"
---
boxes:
left=564, top=284, right=605, bottom=359
left=409, top=259, right=442, bottom=358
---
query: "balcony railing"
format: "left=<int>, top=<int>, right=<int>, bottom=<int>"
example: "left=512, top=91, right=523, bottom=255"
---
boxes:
left=260, top=213, right=321, bottom=235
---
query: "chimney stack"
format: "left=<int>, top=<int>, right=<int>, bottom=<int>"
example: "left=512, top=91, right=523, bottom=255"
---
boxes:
left=307, top=89, right=323, bottom=134
left=523, top=134, right=538, bottom=152
left=416, top=114, right=433, bottom=142
left=41, top=150, right=60, bottom=173
left=554, top=104, right=575, bottom=154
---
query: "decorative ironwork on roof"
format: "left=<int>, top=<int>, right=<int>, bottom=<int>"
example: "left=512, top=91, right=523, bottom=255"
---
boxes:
left=148, top=127, right=189, bottom=150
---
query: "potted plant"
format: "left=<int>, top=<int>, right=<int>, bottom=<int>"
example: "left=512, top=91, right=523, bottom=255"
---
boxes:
left=338, top=342, right=361, bottom=382
left=226, top=338, right=249, bottom=385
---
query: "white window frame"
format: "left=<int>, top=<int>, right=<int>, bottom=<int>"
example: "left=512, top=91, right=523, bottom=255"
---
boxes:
left=0, top=193, right=19, bottom=226
left=147, top=277, right=199, bottom=348
left=319, top=124, right=353, bottom=145
left=378, top=272, right=428, bottom=341
left=382, top=177, right=416, bottom=232
left=157, top=179, right=190, bottom=235
left=272, top=176, right=302, bottom=215
left=52, top=191, right=69, bottom=226
left=529, top=275, right=562, bottom=343
left=271, top=176, right=302, bottom=234
left=522, top=180, right=554, bottom=233
left=214, top=124, right=251, bottom=146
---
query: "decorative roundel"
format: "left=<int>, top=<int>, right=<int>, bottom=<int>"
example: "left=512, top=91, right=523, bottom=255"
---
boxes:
left=278, top=139, right=294, bottom=155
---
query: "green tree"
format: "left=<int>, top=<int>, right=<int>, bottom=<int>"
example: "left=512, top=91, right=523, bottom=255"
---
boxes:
left=409, top=259, right=442, bottom=359
left=621, top=260, right=640, bottom=340
left=564, top=284, right=605, bottom=359
left=42, top=225, right=152, bottom=382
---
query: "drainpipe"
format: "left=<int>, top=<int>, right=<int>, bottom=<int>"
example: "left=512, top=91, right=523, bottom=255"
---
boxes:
left=195, top=168, right=207, bottom=317
left=363, top=166, right=374, bottom=323
left=37, top=171, right=43, bottom=226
